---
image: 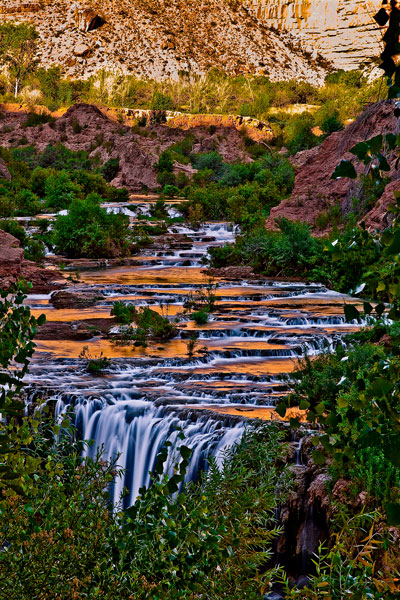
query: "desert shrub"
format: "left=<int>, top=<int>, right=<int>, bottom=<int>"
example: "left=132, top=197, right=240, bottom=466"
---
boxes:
left=101, top=157, right=120, bottom=182
left=22, top=111, right=55, bottom=128
left=53, top=193, right=131, bottom=258
left=151, top=91, right=174, bottom=111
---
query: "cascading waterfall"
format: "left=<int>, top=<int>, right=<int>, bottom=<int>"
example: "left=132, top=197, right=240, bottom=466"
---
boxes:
left=27, top=199, right=363, bottom=508
left=54, top=392, right=243, bottom=507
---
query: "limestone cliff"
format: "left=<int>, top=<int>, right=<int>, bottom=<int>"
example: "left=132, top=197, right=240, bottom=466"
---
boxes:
left=0, top=0, right=327, bottom=82
left=243, top=0, right=384, bottom=69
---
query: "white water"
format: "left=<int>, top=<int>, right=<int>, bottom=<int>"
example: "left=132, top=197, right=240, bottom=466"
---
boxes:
left=26, top=198, right=362, bottom=505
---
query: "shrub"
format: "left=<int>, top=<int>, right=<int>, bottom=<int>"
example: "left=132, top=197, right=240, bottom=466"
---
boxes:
left=101, top=157, right=120, bottom=182
left=44, top=170, right=81, bottom=211
left=192, top=309, right=209, bottom=325
left=71, top=119, right=83, bottom=134
left=161, top=184, right=179, bottom=198
left=22, top=111, right=55, bottom=128
left=151, top=91, right=174, bottom=111
left=53, top=194, right=131, bottom=258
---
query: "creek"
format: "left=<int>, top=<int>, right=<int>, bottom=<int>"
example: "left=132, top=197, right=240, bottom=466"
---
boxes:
left=25, top=195, right=360, bottom=507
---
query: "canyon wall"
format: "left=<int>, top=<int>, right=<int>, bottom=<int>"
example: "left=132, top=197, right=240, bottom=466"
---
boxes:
left=243, top=0, right=384, bottom=69
left=0, top=0, right=327, bottom=82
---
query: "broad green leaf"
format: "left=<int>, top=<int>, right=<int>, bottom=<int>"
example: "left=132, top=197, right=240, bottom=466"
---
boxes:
left=312, top=450, right=326, bottom=465
left=331, top=160, right=357, bottom=180
left=344, top=304, right=360, bottom=322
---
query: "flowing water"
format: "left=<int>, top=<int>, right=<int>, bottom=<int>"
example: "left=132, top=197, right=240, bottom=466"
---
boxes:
left=25, top=196, right=361, bottom=506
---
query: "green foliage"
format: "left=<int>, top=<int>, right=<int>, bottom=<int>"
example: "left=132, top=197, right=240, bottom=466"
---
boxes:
left=22, top=111, right=55, bottom=129
left=101, top=157, right=120, bottom=182
left=79, top=346, right=111, bottom=373
left=183, top=152, right=294, bottom=227
left=151, top=91, right=175, bottom=111
left=0, top=283, right=45, bottom=495
left=44, top=169, right=81, bottom=210
left=0, top=22, right=38, bottom=97
left=53, top=194, right=131, bottom=258
left=281, top=513, right=399, bottom=599
left=111, top=302, right=178, bottom=344
left=111, top=300, right=137, bottom=325
left=192, top=309, right=210, bottom=325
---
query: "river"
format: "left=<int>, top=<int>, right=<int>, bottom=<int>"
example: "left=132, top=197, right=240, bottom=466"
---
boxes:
left=24, top=195, right=360, bottom=506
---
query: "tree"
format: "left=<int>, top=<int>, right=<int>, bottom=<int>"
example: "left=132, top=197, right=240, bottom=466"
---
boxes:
left=0, top=282, right=45, bottom=495
left=0, top=23, right=39, bottom=98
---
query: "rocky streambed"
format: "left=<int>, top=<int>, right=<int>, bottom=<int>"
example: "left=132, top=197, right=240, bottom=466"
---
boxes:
left=22, top=194, right=362, bottom=577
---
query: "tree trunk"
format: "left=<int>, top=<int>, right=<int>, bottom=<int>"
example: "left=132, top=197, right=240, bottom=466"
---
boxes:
left=14, top=78, right=19, bottom=99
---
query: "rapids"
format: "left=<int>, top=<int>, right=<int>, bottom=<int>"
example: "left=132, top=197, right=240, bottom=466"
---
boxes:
left=25, top=196, right=361, bottom=506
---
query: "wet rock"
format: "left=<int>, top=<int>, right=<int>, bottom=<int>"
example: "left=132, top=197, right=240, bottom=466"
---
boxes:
left=264, top=593, right=284, bottom=600
left=50, top=290, right=104, bottom=309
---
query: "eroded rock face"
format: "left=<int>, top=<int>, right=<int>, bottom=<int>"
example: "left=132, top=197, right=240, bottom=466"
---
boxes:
left=0, top=102, right=255, bottom=191
left=266, top=101, right=400, bottom=232
left=0, top=0, right=327, bottom=82
left=0, top=230, right=65, bottom=293
left=244, top=0, right=384, bottom=69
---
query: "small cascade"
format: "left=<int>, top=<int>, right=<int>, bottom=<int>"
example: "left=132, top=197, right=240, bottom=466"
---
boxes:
left=27, top=197, right=363, bottom=507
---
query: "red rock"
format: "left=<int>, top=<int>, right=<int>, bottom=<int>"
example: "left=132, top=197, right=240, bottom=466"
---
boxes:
left=0, top=230, right=65, bottom=293
left=267, top=101, right=400, bottom=232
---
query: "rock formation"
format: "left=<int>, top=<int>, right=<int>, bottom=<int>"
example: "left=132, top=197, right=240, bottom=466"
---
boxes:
left=243, top=0, right=384, bottom=70
left=0, top=102, right=262, bottom=191
left=266, top=101, right=400, bottom=232
left=0, top=229, right=65, bottom=292
left=0, top=0, right=327, bottom=82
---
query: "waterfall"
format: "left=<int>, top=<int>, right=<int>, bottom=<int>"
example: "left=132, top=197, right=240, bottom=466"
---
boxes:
left=55, top=393, right=244, bottom=507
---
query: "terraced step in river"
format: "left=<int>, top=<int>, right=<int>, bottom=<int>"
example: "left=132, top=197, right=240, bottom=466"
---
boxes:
left=25, top=195, right=361, bottom=506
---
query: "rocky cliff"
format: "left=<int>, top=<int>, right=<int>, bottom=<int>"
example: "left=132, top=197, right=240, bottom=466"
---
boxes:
left=266, top=101, right=400, bottom=232
left=0, top=0, right=328, bottom=82
left=243, top=0, right=384, bottom=69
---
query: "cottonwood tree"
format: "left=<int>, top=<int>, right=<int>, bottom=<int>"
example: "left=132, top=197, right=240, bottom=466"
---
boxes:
left=0, top=23, right=39, bottom=98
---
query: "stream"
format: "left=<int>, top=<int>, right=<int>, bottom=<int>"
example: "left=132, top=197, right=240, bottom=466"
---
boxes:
left=25, top=195, right=360, bottom=507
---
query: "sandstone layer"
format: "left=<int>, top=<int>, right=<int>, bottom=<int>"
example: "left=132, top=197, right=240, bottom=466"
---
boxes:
left=266, top=101, right=400, bottom=232
left=0, top=0, right=327, bottom=82
left=0, top=102, right=259, bottom=191
left=243, top=0, right=384, bottom=70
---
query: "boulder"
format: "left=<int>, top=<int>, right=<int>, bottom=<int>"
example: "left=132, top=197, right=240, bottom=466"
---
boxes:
left=74, top=43, right=90, bottom=58
left=50, top=290, right=104, bottom=309
left=0, top=230, right=65, bottom=293
left=0, top=230, right=24, bottom=282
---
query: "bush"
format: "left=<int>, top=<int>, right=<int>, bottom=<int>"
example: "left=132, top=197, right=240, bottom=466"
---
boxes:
left=151, top=91, right=174, bottom=111
left=101, top=157, right=120, bottom=182
left=53, top=194, right=131, bottom=258
left=161, top=184, right=179, bottom=198
left=22, top=111, right=55, bottom=129
left=192, top=309, right=209, bottom=325
left=44, top=170, right=81, bottom=211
